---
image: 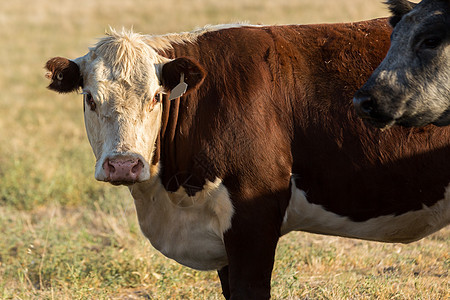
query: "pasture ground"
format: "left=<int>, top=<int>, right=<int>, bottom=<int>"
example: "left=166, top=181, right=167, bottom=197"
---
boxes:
left=0, top=0, right=448, bottom=299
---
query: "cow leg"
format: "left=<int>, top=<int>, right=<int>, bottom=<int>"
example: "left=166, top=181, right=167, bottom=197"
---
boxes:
left=223, top=225, right=279, bottom=299
left=218, top=266, right=231, bottom=299
left=222, top=205, right=282, bottom=300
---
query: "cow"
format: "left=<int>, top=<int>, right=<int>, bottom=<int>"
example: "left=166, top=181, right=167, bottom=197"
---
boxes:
left=354, top=0, right=450, bottom=128
left=45, top=18, right=450, bottom=299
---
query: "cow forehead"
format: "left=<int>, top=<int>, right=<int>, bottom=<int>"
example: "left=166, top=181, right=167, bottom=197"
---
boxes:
left=395, top=7, right=448, bottom=44
left=81, top=30, right=165, bottom=91
left=405, top=0, right=449, bottom=22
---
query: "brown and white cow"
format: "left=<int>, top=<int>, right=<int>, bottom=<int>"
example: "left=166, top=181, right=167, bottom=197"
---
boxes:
left=45, top=18, right=450, bottom=299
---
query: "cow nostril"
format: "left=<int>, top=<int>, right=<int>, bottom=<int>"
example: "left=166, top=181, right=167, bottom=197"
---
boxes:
left=131, top=160, right=143, bottom=174
left=102, top=158, right=114, bottom=177
left=360, top=98, right=374, bottom=114
left=354, top=95, right=376, bottom=117
left=108, top=162, right=116, bottom=173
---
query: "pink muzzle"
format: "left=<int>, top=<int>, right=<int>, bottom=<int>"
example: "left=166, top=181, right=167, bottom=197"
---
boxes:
left=102, top=157, right=144, bottom=185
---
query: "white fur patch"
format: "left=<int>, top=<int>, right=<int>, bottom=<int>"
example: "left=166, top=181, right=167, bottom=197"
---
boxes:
left=130, top=176, right=234, bottom=270
left=281, top=179, right=450, bottom=243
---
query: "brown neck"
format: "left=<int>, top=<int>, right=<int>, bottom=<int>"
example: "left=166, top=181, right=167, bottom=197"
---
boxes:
left=151, top=94, right=181, bottom=166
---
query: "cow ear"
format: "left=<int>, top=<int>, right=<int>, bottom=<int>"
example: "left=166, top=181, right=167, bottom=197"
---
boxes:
left=45, top=57, right=83, bottom=93
left=160, top=57, right=206, bottom=99
left=386, top=0, right=417, bottom=27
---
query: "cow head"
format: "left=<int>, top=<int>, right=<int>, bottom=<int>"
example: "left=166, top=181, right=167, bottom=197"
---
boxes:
left=353, top=0, right=450, bottom=128
left=45, top=30, right=206, bottom=185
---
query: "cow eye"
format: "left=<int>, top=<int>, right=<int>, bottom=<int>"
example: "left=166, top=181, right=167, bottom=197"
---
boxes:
left=84, top=93, right=96, bottom=111
left=420, top=37, right=442, bottom=50
left=154, top=93, right=161, bottom=103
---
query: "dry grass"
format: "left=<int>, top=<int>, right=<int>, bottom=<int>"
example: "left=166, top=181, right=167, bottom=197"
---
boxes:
left=1, top=0, right=448, bottom=299
left=1, top=202, right=448, bottom=299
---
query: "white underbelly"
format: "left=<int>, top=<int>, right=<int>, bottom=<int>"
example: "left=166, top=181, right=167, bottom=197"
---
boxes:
left=281, top=178, right=450, bottom=243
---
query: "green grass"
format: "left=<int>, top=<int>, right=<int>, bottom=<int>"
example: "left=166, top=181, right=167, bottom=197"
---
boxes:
left=0, top=0, right=448, bottom=299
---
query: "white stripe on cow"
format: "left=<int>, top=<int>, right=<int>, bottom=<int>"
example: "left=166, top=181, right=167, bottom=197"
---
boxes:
left=282, top=178, right=450, bottom=243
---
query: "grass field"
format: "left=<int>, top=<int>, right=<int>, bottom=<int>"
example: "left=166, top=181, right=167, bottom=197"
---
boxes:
left=0, top=0, right=448, bottom=299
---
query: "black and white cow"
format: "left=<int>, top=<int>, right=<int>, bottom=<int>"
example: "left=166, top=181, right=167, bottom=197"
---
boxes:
left=354, top=0, right=450, bottom=127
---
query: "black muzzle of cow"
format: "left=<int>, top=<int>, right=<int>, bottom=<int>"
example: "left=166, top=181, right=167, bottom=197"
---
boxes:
left=353, top=90, right=395, bottom=129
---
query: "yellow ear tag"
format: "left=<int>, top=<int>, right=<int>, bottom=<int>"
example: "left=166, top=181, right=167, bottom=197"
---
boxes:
left=169, top=73, right=188, bottom=100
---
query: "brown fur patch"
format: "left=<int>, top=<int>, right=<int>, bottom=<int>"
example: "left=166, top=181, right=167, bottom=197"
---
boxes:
left=152, top=18, right=450, bottom=221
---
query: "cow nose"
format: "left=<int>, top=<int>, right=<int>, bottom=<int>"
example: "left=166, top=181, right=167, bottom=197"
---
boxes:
left=103, top=157, right=144, bottom=184
left=353, top=94, right=376, bottom=118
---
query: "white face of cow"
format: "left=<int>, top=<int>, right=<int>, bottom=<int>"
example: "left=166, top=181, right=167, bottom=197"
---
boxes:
left=77, top=34, right=166, bottom=184
left=45, top=30, right=206, bottom=185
